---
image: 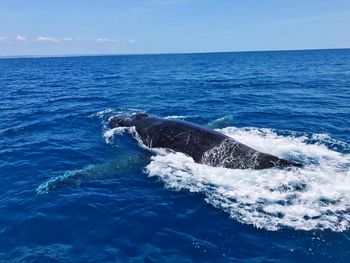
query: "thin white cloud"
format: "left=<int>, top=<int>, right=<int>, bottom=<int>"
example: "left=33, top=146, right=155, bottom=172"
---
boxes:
left=0, top=35, right=27, bottom=43
left=93, top=37, right=118, bottom=43
left=1, top=35, right=133, bottom=45
left=0, top=36, right=10, bottom=43
left=62, top=37, right=73, bottom=41
left=35, top=36, right=60, bottom=43
left=62, top=37, right=80, bottom=42
left=16, top=35, right=27, bottom=42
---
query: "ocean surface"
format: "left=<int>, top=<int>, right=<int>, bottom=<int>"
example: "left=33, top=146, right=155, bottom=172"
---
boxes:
left=1, top=49, right=350, bottom=262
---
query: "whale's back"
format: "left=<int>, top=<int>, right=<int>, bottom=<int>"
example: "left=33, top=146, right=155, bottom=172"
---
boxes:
left=110, top=114, right=303, bottom=169
left=134, top=116, right=227, bottom=162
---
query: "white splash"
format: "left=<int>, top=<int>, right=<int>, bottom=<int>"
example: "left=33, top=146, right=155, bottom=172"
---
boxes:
left=164, top=115, right=197, bottom=120
left=92, top=108, right=146, bottom=119
left=145, top=127, right=350, bottom=231
left=93, top=108, right=115, bottom=118
left=103, top=126, right=137, bottom=144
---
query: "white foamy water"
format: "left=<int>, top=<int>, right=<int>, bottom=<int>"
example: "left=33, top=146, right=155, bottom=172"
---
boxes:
left=102, top=121, right=350, bottom=231
left=143, top=127, right=350, bottom=232
left=164, top=115, right=197, bottom=120
left=103, top=127, right=134, bottom=144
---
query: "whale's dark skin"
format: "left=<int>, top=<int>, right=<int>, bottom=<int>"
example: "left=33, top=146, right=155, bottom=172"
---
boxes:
left=108, top=113, right=303, bottom=169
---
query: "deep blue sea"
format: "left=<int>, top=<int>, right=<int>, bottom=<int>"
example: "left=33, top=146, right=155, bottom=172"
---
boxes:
left=1, top=49, right=350, bottom=262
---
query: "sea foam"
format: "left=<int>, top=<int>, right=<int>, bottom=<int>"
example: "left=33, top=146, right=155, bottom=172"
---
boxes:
left=143, top=127, right=350, bottom=231
left=95, top=115, right=350, bottom=232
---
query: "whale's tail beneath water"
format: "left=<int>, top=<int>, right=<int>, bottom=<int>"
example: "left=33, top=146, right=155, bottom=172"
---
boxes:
left=36, top=153, right=147, bottom=194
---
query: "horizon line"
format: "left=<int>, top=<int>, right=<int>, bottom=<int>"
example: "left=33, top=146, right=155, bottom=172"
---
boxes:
left=0, top=47, right=349, bottom=59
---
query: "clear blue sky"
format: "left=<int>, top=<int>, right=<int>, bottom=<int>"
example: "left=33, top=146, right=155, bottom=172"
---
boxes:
left=1, top=0, right=349, bottom=56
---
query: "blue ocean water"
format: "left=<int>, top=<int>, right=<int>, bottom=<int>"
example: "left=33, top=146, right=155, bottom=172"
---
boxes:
left=1, top=49, right=350, bottom=262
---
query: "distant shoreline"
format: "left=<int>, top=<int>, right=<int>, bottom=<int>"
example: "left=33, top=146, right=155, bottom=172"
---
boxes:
left=0, top=47, right=349, bottom=60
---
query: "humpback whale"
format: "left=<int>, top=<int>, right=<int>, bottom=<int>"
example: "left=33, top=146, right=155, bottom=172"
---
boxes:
left=108, top=113, right=303, bottom=169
